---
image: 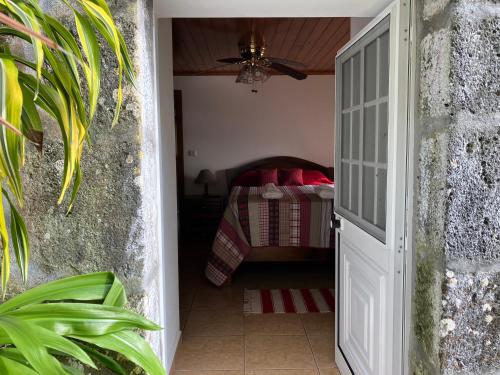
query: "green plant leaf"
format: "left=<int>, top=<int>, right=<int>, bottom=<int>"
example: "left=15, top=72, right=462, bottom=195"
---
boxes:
left=3, top=190, right=29, bottom=284
left=20, top=85, right=43, bottom=149
left=78, top=0, right=124, bottom=126
left=77, top=343, right=127, bottom=375
left=0, top=315, right=67, bottom=375
left=72, top=330, right=166, bottom=375
left=0, top=186, right=9, bottom=297
left=74, top=11, right=100, bottom=122
left=62, top=364, right=85, bottom=375
left=35, top=325, right=96, bottom=369
left=2, top=0, right=44, bottom=94
left=5, top=303, right=161, bottom=336
left=0, top=57, right=24, bottom=203
left=0, top=272, right=125, bottom=313
left=0, top=354, right=38, bottom=375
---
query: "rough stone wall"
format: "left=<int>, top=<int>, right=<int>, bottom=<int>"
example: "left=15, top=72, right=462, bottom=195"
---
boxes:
left=10, top=0, right=161, bottom=352
left=412, top=0, right=499, bottom=374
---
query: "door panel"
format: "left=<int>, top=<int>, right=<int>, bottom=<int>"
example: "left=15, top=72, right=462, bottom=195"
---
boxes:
left=334, top=2, right=410, bottom=374
left=339, top=229, right=387, bottom=374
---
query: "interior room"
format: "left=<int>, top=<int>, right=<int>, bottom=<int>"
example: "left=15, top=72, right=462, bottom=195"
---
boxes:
left=172, top=17, right=371, bottom=374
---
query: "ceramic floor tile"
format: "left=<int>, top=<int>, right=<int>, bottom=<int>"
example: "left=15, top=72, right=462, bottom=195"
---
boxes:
left=308, top=334, right=336, bottom=368
left=318, top=368, right=341, bottom=375
left=244, top=314, right=305, bottom=335
left=191, top=288, right=243, bottom=311
left=175, top=336, right=244, bottom=371
left=184, top=309, right=244, bottom=336
left=180, top=308, right=191, bottom=330
left=180, top=290, right=196, bottom=310
left=246, top=370, right=319, bottom=375
left=300, top=314, right=334, bottom=336
left=245, top=335, right=316, bottom=370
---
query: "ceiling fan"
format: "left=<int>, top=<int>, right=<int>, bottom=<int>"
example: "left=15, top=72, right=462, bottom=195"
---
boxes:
left=216, top=31, right=308, bottom=93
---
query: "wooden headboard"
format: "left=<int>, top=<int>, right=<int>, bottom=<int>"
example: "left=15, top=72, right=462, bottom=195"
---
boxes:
left=225, top=156, right=334, bottom=188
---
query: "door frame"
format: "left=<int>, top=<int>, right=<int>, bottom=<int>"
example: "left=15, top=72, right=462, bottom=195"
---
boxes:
left=333, top=1, right=412, bottom=374
left=153, top=1, right=417, bottom=372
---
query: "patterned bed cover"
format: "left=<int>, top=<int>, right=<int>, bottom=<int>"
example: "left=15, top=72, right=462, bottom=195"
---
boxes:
left=205, top=185, right=334, bottom=286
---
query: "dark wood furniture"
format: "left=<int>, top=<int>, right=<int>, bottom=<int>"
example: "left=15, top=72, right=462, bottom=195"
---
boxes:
left=181, top=195, right=224, bottom=239
left=223, top=156, right=335, bottom=264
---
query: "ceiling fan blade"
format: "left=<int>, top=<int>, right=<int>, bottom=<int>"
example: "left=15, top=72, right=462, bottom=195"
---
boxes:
left=194, top=62, right=237, bottom=76
left=266, top=57, right=307, bottom=69
left=217, top=57, right=245, bottom=64
left=269, top=62, right=307, bottom=80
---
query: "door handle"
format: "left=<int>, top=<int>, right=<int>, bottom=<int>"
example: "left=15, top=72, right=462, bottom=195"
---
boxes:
left=333, top=214, right=345, bottom=231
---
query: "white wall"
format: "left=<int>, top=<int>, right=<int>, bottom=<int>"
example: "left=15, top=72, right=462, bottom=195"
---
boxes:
left=174, top=75, right=335, bottom=195
left=156, top=18, right=180, bottom=371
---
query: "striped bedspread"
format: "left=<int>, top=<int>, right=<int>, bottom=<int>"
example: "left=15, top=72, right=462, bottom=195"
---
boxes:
left=205, top=185, right=334, bottom=286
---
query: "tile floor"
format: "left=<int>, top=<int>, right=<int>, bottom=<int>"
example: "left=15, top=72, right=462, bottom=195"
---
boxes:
left=173, top=240, right=340, bottom=375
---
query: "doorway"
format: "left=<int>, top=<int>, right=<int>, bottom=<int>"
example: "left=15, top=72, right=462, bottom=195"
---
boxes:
left=154, top=1, right=412, bottom=373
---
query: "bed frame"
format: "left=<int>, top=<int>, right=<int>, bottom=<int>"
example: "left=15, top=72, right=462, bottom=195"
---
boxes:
left=225, top=156, right=334, bottom=189
left=224, top=156, right=335, bottom=264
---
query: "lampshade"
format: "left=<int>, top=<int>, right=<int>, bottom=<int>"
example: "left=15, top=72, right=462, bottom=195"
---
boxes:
left=194, top=169, right=216, bottom=185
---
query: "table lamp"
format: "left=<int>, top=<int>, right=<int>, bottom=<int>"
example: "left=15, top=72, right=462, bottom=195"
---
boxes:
left=194, top=169, right=216, bottom=196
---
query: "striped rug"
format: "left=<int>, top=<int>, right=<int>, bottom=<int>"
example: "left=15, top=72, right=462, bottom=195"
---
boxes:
left=244, top=288, right=335, bottom=314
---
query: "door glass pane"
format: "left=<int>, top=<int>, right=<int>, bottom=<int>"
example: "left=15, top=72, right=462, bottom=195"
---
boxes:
left=376, top=168, right=387, bottom=230
left=363, top=106, right=376, bottom=162
left=364, top=40, right=377, bottom=102
left=362, top=166, right=375, bottom=223
left=352, top=110, right=360, bottom=160
left=351, top=164, right=359, bottom=215
left=378, top=102, right=388, bottom=163
left=341, top=162, right=350, bottom=209
left=342, top=60, right=351, bottom=109
left=341, top=113, right=351, bottom=159
left=352, top=53, right=361, bottom=106
left=379, top=31, right=390, bottom=97
left=335, top=16, right=390, bottom=243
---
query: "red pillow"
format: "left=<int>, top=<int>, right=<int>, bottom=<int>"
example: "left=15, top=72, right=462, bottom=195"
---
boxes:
left=279, top=168, right=304, bottom=186
left=232, top=170, right=259, bottom=186
left=258, top=168, right=278, bottom=186
left=302, top=170, right=334, bottom=185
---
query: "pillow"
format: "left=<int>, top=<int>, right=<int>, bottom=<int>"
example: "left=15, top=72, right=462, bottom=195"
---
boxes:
left=258, top=168, right=279, bottom=186
left=279, top=168, right=304, bottom=186
left=232, top=170, right=259, bottom=187
left=302, top=170, right=334, bottom=185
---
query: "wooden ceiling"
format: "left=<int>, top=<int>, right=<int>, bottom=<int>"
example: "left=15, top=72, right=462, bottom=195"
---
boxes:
left=172, top=18, right=350, bottom=76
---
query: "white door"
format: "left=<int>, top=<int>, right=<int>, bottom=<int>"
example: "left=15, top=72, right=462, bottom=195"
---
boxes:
left=334, top=2, right=410, bottom=375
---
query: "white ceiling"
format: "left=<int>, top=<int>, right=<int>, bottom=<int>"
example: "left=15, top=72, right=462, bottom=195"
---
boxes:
left=156, top=0, right=393, bottom=18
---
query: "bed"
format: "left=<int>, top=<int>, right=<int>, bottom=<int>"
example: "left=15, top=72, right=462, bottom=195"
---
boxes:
left=205, top=156, right=335, bottom=286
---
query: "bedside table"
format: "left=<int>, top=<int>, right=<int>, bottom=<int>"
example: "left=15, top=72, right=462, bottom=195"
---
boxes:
left=180, top=195, right=225, bottom=239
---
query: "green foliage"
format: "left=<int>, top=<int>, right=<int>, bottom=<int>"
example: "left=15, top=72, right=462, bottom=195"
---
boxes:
left=0, top=0, right=135, bottom=293
left=0, top=272, right=166, bottom=374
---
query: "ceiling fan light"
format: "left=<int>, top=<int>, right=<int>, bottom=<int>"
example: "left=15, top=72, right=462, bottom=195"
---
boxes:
left=237, top=65, right=270, bottom=85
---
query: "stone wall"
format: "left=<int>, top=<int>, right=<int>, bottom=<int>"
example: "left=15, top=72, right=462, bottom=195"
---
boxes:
left=412, top=0, right=499, bottom=374
left=11, top=0, right=162, bottom=353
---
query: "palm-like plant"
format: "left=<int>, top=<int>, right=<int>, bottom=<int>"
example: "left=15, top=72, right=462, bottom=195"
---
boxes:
left=0, top=2, right=166, bottom=374
left=0, top=0, right=134, bottom=292
left=0, top=272, right=166, bottom=374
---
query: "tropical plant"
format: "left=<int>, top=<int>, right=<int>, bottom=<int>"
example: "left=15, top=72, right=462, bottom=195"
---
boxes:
left=0, top=0, right=134, bottom=293
left=0, top=272, right=166, bottom=374
left=0, top=2, right=166, bottom=374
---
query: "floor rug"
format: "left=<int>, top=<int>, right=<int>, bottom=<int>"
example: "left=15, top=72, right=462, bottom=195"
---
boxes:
left=244, top=288, right=335, bottom=314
